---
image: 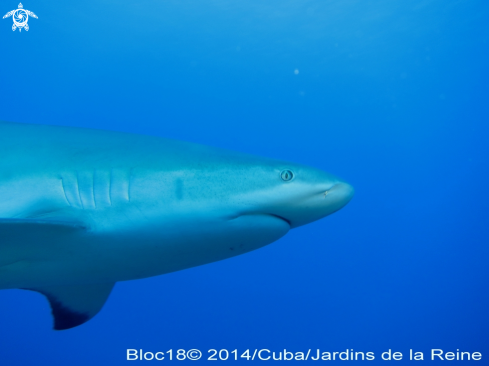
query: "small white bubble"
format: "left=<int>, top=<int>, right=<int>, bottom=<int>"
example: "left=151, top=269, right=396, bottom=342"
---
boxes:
left=294, top=69, right=299, bottom=75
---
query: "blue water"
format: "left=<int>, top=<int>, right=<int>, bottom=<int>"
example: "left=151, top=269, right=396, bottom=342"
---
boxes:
left=1, top=0, right=488, bottom=364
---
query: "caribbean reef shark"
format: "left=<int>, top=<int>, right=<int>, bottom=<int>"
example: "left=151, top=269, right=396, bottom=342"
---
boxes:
left=0, top=121, right=354, bottom=330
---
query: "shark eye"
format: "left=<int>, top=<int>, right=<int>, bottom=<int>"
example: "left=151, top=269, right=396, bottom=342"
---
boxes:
left=280, top=170, right=294, bottom=181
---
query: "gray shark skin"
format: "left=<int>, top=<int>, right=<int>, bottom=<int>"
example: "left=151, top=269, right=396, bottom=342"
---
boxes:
left=0, top=121, right=354, bottom=330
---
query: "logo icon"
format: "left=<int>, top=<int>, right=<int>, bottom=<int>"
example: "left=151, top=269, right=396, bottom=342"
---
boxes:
left=3, top=3, right=37, bottom=32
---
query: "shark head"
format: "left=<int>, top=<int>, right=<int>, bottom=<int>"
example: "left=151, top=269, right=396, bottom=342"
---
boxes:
left=121, top=153, right=356, bottom=278
left=131, top=148, right=355, bottom=233
left=225, top=161, right=354, bottom=229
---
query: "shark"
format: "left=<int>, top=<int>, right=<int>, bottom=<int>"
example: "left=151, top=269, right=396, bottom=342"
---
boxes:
left=0, top=121, right=354, bottom=330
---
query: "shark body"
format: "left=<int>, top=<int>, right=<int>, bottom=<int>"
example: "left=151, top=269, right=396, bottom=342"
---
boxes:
left=0, top=121, right=354, bottom=329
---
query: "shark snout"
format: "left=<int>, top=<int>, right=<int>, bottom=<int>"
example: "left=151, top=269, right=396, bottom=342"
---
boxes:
left=325, top=182, right=354, bottom=202
left=279, top=181, right=354, bottom=228
left=323, top=182, right=355, bottom=213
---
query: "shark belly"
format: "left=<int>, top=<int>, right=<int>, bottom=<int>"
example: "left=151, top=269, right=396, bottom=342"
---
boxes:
left=0, top=211, right=289, bottom=289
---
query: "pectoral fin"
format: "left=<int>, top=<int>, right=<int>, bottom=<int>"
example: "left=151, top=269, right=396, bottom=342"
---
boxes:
left=0, top=218, right=88, bottom=267
left=24, top=282, right=115, bottom=330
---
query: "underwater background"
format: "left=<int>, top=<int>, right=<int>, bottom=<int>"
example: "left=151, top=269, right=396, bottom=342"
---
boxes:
left=1, top=0, right=488, bottom=364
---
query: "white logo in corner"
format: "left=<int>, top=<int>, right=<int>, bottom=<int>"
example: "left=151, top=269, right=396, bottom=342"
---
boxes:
left=3, top=3, right=37, bottom=32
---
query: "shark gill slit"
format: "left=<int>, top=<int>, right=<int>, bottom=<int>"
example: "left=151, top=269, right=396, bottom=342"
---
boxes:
left=60, top=176, right=71, bottom=207
left=108, top=169, right=113, bottom=207
left=92, top=170, right=97, bottom=209
left=76, top=171, right=84, bottom=210
left=127, top=168, right=132, bottom=202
